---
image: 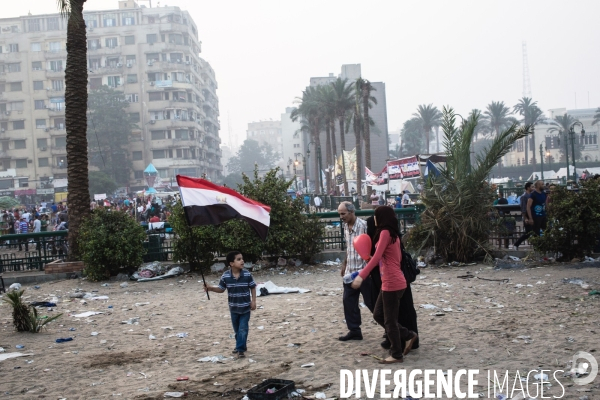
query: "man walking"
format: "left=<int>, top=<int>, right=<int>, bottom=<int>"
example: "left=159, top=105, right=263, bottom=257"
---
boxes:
left=337, top=201, right=374, bottom=341
left=513, top=182, right=533, bottom=250
left=18, top=217, right=29, bottom=252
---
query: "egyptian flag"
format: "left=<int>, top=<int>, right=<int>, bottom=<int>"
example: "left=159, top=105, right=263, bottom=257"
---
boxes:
left=176, top=175, right=271, bottom=240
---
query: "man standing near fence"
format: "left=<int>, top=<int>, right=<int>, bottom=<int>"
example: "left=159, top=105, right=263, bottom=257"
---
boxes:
left=314, top=195, right=322, bottom=212
left=18, top=217, right=29, bottom=252
left=337, top=201, right=374, bottom=341
left=513, top=182, right=533, bottom=250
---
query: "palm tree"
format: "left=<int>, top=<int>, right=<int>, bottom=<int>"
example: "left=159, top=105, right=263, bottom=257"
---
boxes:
left=408, top=107, right=531, bottom=262
left=57, top=0, right=90, bottom=261
left=291, top=86, right=323, bottom=193
left=356, top=78, right=377, bottom=171
left=592, top=107, right=600, bottom=127
left=318, top=85, right=338, bottom=193
left=413, top=104, right=442, bottom=153
left=331, top=78, right=354, bottom=195
left=547, top=113, right=582, bottom=162
left=400, top=118, right=423, bottom=157
left=513, top=97, right=545, bottom=165
left=483, top=101, right=515, bottom=138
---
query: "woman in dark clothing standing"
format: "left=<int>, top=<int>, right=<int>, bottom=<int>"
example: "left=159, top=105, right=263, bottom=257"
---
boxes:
left=366, top=214, right=419, bottom=351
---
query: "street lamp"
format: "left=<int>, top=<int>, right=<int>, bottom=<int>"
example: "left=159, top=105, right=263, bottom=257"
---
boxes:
left=569, top=122, right=585, bottom=183
left=546, top=147, right=551, bottom=168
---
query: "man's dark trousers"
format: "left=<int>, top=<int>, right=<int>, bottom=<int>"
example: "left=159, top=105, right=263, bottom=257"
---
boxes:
left=343, top=275, right=374, bottom=334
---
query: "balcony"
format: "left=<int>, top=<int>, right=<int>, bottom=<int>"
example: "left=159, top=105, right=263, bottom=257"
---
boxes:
left=46, top=69, right=65, bottom=78
left=143, top=41, right=191, bottom=54
left=51, top=147, right=67, bottom=155
left=48, top=108, right=65, bottom=117
left=88, top=46, right=121, bottom=56
left=52, top=164, right=67, bottom=172
left=44, top=50, right=67, bottom=59
left=157, top=23, right=191, bottom=35
left=88, top=65, right=124, bottom=75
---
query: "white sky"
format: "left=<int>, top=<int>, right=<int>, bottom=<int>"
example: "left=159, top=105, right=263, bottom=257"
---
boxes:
left=5, top=1, right=600, bottom=148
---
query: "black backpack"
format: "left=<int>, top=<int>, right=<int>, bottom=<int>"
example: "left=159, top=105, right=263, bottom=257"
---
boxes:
left=400, top=242, right=420, bottom=283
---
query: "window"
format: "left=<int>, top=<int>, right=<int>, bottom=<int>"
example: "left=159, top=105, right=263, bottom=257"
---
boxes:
left=10, top=82, right=22, bottom=92
left=89, top=78, right=102, bottom=90
left=12, top=121, right=24, bottom=130
left=126, top=74, right=137, bottom=84
left=175, top=129, right=189, bottom=140
left=125, top=94, right=139, bottom=103
left=151, top=131, right=165, bottom=140
left=7, top=63, right=20, bottom=73
left=14, top=140, right=26, bottom=149
left=129, top=112, right=140, bottom=123
left=33, top=81, right=44, bottom=91
left=49, top=42, right=62, bottom=52
left=53, top=118, right=65, bottom=129
left=124, top=35, right=135, bottom=45
left=516, top=139, right=524, bottom=152
left=38, top=158, right=49, bottom=167
left=126, top=55, right=136, bottom=65
left=107, top=76, right=121, bottom=87
left=132, top=151, right=143, bottom=160
left=84, top=16, right=98, bottom=28
left=103, top=14, right=117, bottom=27
left=55, top=137, right=66, bottom=148
left=1, top=141, right=8, bottom=151
left=0, top=84, right=4, bottom=94
left=152, top=150, right=166, bottom=159
left=49, top=60, right=63, bottom=71
left=35, top=100, right=45, bottom=109
left=122, top=13, right=135, bottom=25
left=105, top=38, right=118, bottom=48
left=149, top=92, right=162, bottom=101
left=16, top=159, right=27, bottom=169
left=31, top=42, right=41, bottom=52
left=9, top=44, right=19, bottom=52
left=49, top=98, right=65, bottom=110
left=36, top=119, right=46, bottom=129
left=37, top=139, right=47, bottom=148
left=28, top=19, right=41, bottom=32
left=147, top=34, right=158, bottom=44
left=32, top=61, right=43, bottom=71
left=8, top=102, right=24, bottom=111
left=176, top=149, right=190, bottom=159
left=134, top=170, right=143, bottom=179
left=47, top=17, right=60, bottom=30
left=87, top=39, right=101, bottom=50
left=106, top=57, right=119, bottom=67
left=52, top=80, right=64, bottom=91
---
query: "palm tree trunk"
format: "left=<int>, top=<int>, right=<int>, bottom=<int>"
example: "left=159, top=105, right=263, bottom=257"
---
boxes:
left=329, top=119, right=338, bottom=195
left=338, top=116, right=349, bottom=196
left=435, top=126, right=440, bottom=153
left=312, top=118, right=321, bottom=194
left=65, top=0, right=90, bottom=261
left=425, top=125, right=430, bottom=153
left=325, top=119, right=332, bottom=194
left=362, top=87, right=371, bottom=170
left=354, top=113, right=362, bottom=197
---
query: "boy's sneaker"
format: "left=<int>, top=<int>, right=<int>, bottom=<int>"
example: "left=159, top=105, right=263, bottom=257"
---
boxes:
left=238, top=352, right=245, bottom=358
left=232, top=349, right=238, bottom=354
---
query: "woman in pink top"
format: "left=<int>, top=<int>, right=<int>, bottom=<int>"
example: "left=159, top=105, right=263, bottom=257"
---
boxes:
left=351, top=206, right=418, bottom=363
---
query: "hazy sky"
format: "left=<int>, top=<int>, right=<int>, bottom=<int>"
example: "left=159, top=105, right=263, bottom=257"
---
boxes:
left=5, top=1, right=600, bottom=147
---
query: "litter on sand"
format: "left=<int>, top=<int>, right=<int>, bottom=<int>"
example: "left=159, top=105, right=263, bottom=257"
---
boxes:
left=71, top=311, right=104, bottom=318
left=301, top=362, right=315, bottom=368
left=256, top=281, right=311, bottom=297
left=198, top=355, right=232, bottom=363
left=164, top=392, right=186, bottom=398
left=420, top=304, right=439, bottom=310
left=0, top=352, right=34, bottom=362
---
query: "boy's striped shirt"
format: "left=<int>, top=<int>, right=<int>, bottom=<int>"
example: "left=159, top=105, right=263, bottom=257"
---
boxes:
left=218, top=269, right=256, bottom=314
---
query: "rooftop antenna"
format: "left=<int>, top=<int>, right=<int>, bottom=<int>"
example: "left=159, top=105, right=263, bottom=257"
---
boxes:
left=522, top=41, right=532, bottom=98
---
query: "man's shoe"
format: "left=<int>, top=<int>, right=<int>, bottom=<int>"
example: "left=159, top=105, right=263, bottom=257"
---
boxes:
left=339, top=332, right=363, bottom=341
left=380, top=339, right=391, bottom=350
left=238, top=352, right=245, bottom=358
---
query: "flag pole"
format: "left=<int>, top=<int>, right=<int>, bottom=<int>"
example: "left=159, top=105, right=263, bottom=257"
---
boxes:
left=195, top=246, right=210, bottom=300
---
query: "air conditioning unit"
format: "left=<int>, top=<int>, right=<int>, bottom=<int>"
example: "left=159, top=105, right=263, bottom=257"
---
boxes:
left=44, top=128, right=50, bottom=132
left=127, top=63, right=132, bottom=68
left=47, top=88, right=52, bottom=91
left=150, top=120, right=156, bottom=124
left=4, top=111, right=9, bottom=116
left=43, top=105, right=48, bottom=109
left=147, top=61, right=154, bottom=66
left=116, top=63, right=123, bottom=67
left=150, top=81, right=155, bottom=86
left=0, top=129, right=4, bottom=132
left=89, top=28, right=94, bottom=32
left=177, top=59, right=182, bottom=63
left=185, top=61, right=190, bottom=65
left=40, top=147, right=47, bottom=151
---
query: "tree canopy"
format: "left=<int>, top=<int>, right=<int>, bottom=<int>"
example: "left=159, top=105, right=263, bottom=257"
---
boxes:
left=87, top=86, right=137, bottom=185
left=88, top=171, right=118, bottom=197
left=226, top=139, right=279, bottom=175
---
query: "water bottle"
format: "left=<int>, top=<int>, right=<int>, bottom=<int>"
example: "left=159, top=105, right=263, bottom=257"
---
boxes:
left=343, top=271, right=359, bottom=284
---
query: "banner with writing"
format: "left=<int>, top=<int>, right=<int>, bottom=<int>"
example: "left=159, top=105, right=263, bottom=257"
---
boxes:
left=387, top=156, right=420, bottom=179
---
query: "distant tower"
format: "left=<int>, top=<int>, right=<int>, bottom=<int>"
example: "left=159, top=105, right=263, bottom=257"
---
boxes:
left=522, top=41, right=532, bottom=98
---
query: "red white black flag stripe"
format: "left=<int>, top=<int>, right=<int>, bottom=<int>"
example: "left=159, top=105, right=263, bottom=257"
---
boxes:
left=176, top=175, right=271, bottom=240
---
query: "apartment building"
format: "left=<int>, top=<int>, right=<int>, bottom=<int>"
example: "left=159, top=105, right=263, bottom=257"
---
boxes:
left=0, top=0, right=222, bottom=198
left=246, top=120, right=283, bottom=156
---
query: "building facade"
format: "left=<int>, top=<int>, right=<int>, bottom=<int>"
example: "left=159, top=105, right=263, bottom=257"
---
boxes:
left=0, top=0, right=222, bottom=197
left=280, top=107, right=305, bottom=188
left=246, top=120, right=282, bottom=156
left=503, top=107, right=600, bottom=168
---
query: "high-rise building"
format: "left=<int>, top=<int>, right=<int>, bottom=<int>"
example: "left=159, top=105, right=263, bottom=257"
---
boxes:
left=246, top=120, right=282, bottom=156
left=0, top=0, right=222, bottom=199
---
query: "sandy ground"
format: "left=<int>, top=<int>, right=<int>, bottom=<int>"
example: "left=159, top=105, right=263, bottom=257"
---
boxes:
left=0, top=260, right=599, bottom=399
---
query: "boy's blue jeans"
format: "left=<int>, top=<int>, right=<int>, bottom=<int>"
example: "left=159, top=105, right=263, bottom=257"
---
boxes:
left=231, top=311, right=250, bottom=352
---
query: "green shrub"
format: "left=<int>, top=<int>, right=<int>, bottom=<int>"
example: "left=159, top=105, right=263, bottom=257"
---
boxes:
left=531, top=179, right=600, bottom=260
left=3, top=290, right=63, bottom=333
left=78, top=208, right=147, bottom=281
